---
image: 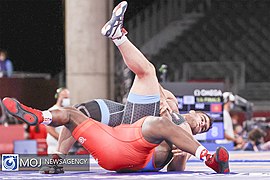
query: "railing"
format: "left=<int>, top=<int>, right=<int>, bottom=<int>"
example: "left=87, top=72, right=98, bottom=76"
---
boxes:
left=11, top=71, right=51, bottom=79
left=240, top=82, right=270, bottom=101
left=182, top=61, right=246, bottom=93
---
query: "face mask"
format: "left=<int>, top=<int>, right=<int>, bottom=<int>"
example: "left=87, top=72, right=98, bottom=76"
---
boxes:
left=230, top=103, right=234, bottom=110
left=61, top=98, right=71, bottom=107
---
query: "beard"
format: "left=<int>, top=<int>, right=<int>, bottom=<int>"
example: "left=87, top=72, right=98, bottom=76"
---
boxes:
left=186, top=115, right=200, bottom=135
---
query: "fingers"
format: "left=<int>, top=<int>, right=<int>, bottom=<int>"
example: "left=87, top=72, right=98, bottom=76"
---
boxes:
left=160, top=109, right=169, bottom=117
left=171, top=148, right=186, bottom=157
left=160, top=106, right=168, bottom=114
left=160, top=100, right=173, bottom=114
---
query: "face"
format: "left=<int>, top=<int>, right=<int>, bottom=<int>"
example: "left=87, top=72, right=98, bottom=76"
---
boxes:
left=0, top=53, right=6, bottom=61
left=187, top=110, right=211, bottom=135
left=59, top=89, right=70, bottom=99
left=58, top=89, right=71, bottom=107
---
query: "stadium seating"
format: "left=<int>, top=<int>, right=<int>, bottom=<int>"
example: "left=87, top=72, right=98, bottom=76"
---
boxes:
left=150, top=0, right=270, bottom=100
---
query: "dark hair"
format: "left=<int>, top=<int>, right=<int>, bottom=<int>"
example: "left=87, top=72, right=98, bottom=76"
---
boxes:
left=248, top=128, right=266, bottom=142
left=197, top=111, right=214, bottom=132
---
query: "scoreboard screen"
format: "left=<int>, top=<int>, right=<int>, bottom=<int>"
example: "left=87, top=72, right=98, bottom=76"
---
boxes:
left=162, top=82, right=225, bottom=141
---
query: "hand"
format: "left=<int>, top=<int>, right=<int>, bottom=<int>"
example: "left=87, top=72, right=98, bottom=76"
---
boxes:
left=235, top=136, right=243, bottom=144
left=171, top=145, right=186, bottom=157
left=160, top=99, right=172, bottom=115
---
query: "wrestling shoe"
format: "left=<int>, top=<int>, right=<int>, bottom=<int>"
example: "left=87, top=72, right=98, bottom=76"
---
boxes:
left=39, top=154, right=65, bottom=174
left=2, top=97, right=43, bottom=125
left=101, top=1, right=128, bottom=40
left=205, top=146, right=230, bottom=173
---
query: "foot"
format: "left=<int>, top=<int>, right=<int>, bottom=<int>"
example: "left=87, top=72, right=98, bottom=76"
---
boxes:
left=39, top=164, right=64, bottom=174
left=205, top=146, right=230, bottom=173
left=39, top=154, right=65, bottom=174
left=101, top=1, right=128, bottom=40
left=2, top=97, right=43, bottom=125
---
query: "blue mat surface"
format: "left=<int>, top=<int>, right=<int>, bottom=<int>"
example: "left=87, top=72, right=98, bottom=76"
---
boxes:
left=1, top=151, right=270, bottom=179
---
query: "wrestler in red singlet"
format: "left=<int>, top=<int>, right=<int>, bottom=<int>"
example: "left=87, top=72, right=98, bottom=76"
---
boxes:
left=72, top=116, right=158, bottom=172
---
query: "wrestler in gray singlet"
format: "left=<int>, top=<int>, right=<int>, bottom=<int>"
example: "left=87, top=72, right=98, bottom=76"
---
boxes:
left=75, top=93, right=185, bottom=126
left=75, top=92, right=160, bottom=126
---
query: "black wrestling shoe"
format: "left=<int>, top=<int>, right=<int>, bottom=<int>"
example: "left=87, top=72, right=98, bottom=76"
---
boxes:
left=39, top=164, right=64, bottom=174
left=39, top=154, right=65, bottom=174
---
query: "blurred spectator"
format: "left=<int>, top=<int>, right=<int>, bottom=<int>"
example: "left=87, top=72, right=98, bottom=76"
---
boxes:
left=231, top=113, right=241, bottom=127
left=234, top=124, right=244, bottom=137
left=29, top=124, right=47, bottom=140
left=243, top=128, right=270, bottom=151
left=233, top=124, right=246, bottom=150
left=46, top=87, right=70, bottom=154
left=0, top=49, right=13, bottom=77
left=217, top=92, right=244, bottom=147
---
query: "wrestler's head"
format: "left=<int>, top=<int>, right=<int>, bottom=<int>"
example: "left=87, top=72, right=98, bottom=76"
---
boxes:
left=184, top=110, right=213, bottom=135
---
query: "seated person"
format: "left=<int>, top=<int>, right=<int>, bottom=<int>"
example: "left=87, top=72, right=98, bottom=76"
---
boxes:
left=0, top=49, right=13, bottom=77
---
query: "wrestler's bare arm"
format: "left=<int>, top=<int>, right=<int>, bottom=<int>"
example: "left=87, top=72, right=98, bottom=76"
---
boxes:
left=142, top=115, right=201, bottom=156
left=46, top=126, right=60, bottom=140
left=167, top=122, right=192, bottom=171
left=159, top=85, right=179, bottom=113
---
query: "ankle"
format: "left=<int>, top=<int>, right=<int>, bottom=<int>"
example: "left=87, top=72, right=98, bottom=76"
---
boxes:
left=195, top=145, right=209, bottom=162
left=41, top=110, right=52, bottom=125
left=113, top=35, right=127, bottom=46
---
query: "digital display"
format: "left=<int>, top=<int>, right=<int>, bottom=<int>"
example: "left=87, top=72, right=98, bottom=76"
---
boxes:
left=176, top=94, right=224, bottom=140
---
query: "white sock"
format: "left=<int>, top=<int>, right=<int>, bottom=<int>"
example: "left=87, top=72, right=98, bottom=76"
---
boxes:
left=195, top=145, right=209, bottom=162
left=113, top=35, right=127, bottom=46
left=41, top=110, right=52, bottom=125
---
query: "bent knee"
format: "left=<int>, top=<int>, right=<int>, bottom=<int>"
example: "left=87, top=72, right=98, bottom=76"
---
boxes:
left=146, top=63, right=156, bottom=76
left=138, top=62, right=156, bottom=78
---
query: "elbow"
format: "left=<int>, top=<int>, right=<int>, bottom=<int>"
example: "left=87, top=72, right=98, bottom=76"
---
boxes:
left=154, top=117, right=173, bottom=138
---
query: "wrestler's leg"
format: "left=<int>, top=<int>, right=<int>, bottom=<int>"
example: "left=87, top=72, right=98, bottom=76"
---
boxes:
left=101, top=2, right=161, bottom=125
left=118, top=41, right=160, bottom=95
left=49, top=107, right=87, bottom=132
left=2, top=97, right=88, bottom=132
left=56, top=101, right=103, bottom=154
left=101, top=1, right=159, bottom=96
left=167, top=122, right=193, bottom=171
left=57, top=100, right=125, bottom=154
left=118, top=43, right=161, bottom=124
